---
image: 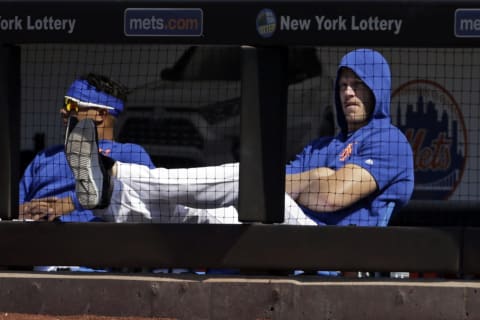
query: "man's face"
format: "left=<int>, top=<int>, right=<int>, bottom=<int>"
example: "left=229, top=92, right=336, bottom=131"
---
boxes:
left=338, top=68, right=374, bottom=131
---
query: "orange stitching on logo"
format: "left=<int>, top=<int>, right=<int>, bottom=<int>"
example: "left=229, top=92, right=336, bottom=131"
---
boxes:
left=339, top=143, right=353, bottom=161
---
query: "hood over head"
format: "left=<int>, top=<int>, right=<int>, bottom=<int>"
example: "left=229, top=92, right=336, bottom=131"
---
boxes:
left=334, top=48, right=391, bottom=134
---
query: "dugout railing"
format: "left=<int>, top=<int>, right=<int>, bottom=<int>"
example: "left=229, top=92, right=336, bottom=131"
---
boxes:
left=0, top=0, right=479, bottom=275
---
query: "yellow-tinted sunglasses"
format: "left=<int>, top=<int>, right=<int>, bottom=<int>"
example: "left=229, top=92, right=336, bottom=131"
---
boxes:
left=64, top=98, right=104, bottom=113
left=64, top=98, right=80, bottom=113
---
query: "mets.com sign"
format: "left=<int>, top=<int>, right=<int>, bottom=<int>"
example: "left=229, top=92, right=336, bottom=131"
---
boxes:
left=455, top=8, right=480, bottom=37
left=124, top=8, right=203, bottom=37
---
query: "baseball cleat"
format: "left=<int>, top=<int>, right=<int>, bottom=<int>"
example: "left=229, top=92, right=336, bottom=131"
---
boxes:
left=65, top=118, right=109, bottom=209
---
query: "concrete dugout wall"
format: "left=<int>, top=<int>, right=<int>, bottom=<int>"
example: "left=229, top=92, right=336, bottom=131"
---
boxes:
left=0, top=273, right=479, bottom=320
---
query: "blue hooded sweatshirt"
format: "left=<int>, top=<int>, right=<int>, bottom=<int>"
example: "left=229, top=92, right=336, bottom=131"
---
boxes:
left=286, top=48, right=414, bottom=226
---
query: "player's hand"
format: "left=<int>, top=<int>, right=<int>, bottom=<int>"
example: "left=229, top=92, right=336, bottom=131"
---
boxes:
left=19, top=196, right=75, bottom=221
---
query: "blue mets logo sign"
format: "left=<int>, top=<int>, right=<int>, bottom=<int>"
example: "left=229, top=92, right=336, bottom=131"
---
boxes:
left=391, top=80, right=467, bottom=200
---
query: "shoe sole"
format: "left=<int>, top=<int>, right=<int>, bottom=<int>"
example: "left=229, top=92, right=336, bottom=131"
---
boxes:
left=64, top=115, right=78, bottom=147
left=65, top=119, right=103, bottom=209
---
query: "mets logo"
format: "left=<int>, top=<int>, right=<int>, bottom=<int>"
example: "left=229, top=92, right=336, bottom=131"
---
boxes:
left=391, top=80, right=467, bottom=200
left=339, top=142, right=354, bottom=161
left=256, top=8, right=277, bottom=38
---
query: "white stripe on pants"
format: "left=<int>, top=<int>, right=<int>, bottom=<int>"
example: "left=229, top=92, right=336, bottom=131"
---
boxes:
left=96, top=162, right=317, bottom=226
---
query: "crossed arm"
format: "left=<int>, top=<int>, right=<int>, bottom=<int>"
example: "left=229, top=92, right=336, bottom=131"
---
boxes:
left=285, top=163, right=378, bottom=212
left=19, top=197, right=75, bottom=221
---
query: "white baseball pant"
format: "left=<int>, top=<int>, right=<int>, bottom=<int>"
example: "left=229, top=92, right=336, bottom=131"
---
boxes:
left=95, top=162, right=317, bottom=225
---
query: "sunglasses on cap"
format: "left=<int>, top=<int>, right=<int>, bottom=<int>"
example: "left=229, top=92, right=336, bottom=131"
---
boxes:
left=64, top=97, right=107, bottom=113
left=64, top=97, right=82, bottom=113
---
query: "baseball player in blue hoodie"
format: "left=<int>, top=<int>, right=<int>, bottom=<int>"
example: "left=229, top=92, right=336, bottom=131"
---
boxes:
left=65, top=49, right=414, bottom=227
